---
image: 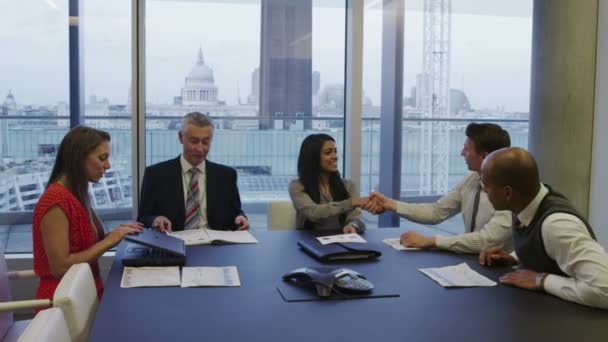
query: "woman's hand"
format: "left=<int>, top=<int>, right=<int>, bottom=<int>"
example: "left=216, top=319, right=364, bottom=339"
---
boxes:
left=104, top=222, right=144, bottom=248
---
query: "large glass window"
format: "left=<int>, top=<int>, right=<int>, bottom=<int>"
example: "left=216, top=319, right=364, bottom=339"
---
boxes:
left=0, top=1, right=70, bottom=252
left=0, top=0, right=132, bottom=253
left=0, top=0, right=534, bottom=254
left=82, top=0, right=133, bottom=225
left=145, top=0, right=346, bottom=228
left=362, top=0, right=532, bottom=231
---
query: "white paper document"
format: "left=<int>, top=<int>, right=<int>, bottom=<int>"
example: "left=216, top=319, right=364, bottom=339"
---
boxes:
left=120, top=266, right=181, bottom=288
left=181, top=266, right=241, bottom=287
left=316, top=233, right=367, bottom=245
left=418, top=263, right=497, bottom=287
left=382, top=238, right=421, bottom=251
left=168, top=228, right=258, bottom=246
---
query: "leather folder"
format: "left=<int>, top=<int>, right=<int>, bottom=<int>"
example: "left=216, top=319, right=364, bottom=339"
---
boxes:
left=297, top=237, right=381, bottom=262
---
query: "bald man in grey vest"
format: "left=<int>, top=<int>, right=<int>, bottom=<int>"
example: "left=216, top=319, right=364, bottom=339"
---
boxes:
left=479, top=147, right=608, bottom=309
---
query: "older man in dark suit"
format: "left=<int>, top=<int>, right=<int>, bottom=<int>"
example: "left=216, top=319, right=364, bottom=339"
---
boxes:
left=138, top=112, right=249, bottom=232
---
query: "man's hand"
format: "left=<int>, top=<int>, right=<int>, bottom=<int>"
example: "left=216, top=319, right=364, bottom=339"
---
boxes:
left=235, top=215, right=250, bottom=230
left=368, top=192, right=397, bottom=212
left=360, top=197, right=383, bottom=214
left=152, top=216, right=172, bottom=233
left=479, top=247, right=517, bottom=267
left=499, top=269, right=542, bottom=291
left=400, top=231, right=436, bottom=249
left=343, top=225, right=357, bottom=234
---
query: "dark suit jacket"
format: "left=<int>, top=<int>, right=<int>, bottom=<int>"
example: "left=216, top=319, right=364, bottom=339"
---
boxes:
left=138, top=157, right=245, bottom=231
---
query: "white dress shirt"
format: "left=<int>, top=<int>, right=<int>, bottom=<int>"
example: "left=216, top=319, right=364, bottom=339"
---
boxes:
left=180, top=155, right=209, bottom=229
left=395, top=171, right=512, bottom=253
left=515, top=184, right=608, bottom=309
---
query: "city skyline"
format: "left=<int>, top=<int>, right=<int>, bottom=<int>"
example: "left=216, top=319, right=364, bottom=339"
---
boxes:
left=1, top=0, right=532, bottom=112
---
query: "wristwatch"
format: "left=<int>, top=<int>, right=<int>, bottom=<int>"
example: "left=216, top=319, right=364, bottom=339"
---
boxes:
left=535, top=273, right=547, bottom=291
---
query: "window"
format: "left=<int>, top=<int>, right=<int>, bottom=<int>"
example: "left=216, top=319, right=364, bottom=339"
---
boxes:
left=82, top=0, right=133, bottom=222
left=144, top=0, right=346, bottom=228
left=362, top=0, right=532, bottom=231
left=0, top=0, right=70, bottom=252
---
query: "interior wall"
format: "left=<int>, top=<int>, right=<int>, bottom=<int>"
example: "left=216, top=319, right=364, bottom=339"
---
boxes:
left=589, top=0, right=608, bottom=247
left=529, top=0, right=599, bottom=216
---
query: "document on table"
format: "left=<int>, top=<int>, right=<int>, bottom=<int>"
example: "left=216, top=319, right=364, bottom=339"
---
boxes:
left=120, top=266, right=181, bottom=288
left=181, top=266, right=241, bottom=287
left=418, top=263, right=497, bottom=287
left=316, top=233, right=367, bottom=245
left=382, top=238, right=420, bottom=251
left=168, top=228, right=258, bottom=246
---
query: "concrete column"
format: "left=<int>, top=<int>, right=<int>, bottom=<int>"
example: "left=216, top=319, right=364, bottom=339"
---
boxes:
left=529, top=0, right=598, bottom=215
left=589, top=0, right=608, bottom=246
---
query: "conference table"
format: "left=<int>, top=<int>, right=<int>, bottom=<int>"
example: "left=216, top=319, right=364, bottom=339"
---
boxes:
left=89, top=226, right=608, bottom=341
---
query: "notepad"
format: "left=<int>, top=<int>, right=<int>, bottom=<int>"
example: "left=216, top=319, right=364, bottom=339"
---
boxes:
left=168, top=228, right=258, bottom=246
left=316, top=233, right=367, bottom=245
left=181, top=266, right=241, bottom=287
left=120, top=266, right=241, bottom=288
left=120, top=266, right=181, bottom=288
left=418, top=263, right=497, bottom=287
left=382, top=238, right=420, bottom=251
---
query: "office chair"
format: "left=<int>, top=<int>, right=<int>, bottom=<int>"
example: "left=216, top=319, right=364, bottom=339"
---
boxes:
left=52, top=263, right=99, bottom=342
left=267, top=201, right=297, bottom=230
left=0, top=245, right=48, bottom=342
left=1, top=245, right=98, bottom=342
left=17, top=308, right=70, bottom=342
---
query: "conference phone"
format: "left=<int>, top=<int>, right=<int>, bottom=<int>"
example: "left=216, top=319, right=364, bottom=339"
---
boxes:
left=282, top=266, right=374, bottom=297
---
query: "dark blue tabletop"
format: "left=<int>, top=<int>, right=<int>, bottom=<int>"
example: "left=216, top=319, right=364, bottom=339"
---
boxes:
left=89, top=227, right=608, bottom=342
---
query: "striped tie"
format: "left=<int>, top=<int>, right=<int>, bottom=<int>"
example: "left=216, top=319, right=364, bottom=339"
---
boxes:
left=184, top=167, right=201, bottom=230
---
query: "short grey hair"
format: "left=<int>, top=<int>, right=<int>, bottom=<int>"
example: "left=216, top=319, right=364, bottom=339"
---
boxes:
left=181, top=112, right=214, bottom=131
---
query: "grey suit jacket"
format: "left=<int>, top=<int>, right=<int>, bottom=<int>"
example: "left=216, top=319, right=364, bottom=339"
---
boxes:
left=288, top=179, right=365, bottom=233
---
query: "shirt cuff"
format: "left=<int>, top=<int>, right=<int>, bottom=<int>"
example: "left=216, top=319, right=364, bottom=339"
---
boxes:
left=435, top=235, right=449, bottom=249
left=395, top=201, right=413, bottom=217
left=435, top=235, right=482, bottom=253
left=542, top=274, right=562, bottom=295
left=337, top=198, right=355, bottom=213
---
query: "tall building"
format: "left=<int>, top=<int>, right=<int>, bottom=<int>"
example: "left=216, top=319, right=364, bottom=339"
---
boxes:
left=259, top=0, right=313, bottom=130
left=3, top=90, right=17, bottom=115
left=248, top=67, right=260, bottom=105
left=1, top=91, right=12, bottom=157
left=181, top=47, right=220, bottom=106
left=312, top=71, right=320, bottom=95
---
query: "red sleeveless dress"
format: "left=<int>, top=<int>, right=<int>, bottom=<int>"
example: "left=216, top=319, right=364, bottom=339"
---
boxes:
left=32, top=183, right=104, bottom=302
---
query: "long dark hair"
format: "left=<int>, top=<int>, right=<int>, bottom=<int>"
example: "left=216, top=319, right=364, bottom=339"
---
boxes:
left=48, top=125, right=111, bottom=212
left=297, top=134, right=350, bottom=228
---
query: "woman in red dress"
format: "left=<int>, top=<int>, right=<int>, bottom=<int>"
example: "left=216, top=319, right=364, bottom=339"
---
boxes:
left=32, top=126, right=143, bottom=302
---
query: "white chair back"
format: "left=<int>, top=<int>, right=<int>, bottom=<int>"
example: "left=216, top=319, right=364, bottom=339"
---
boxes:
left=17, top=308, right=70, bottom=342
left=53, top=263, right=98, bottom=342
left=267, top=201, right=297, bottom=230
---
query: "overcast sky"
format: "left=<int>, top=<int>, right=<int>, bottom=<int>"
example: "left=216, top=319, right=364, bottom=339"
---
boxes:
left=0, top=0, right=532, bottom=112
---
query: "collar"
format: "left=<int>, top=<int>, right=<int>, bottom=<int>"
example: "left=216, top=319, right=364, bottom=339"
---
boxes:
left=517, top=183, right=548, bottom=227
left=180, top=154, right=206, bottom=175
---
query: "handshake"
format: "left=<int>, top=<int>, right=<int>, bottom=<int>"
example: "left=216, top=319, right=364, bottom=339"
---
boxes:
left=352, top=191, right=398, bottom=215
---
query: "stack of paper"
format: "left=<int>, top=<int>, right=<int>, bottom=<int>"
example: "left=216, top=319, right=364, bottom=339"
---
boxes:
left=121, top=266, right=241, bottom=288
left=418, top=263, right=497, bottom=287
left=316, top=233, right=367, bottom=245
left=120, top=266, right=181, bottom=288
left=382, top=238, right=420, bottom=251
left=168, top=228, right=258, bottom=246
left=181, top=266, right=241, bottom=287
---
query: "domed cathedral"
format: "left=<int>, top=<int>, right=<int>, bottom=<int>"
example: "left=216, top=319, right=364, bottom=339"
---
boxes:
left=181, top=47, right=220, bottom=106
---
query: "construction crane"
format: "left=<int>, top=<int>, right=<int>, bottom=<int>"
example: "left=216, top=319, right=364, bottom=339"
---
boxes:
left=418, top=0, right=451, bottom=195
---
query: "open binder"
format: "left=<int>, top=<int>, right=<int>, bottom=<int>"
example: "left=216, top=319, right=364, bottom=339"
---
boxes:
left=297, top=237, right=381, bottom=262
